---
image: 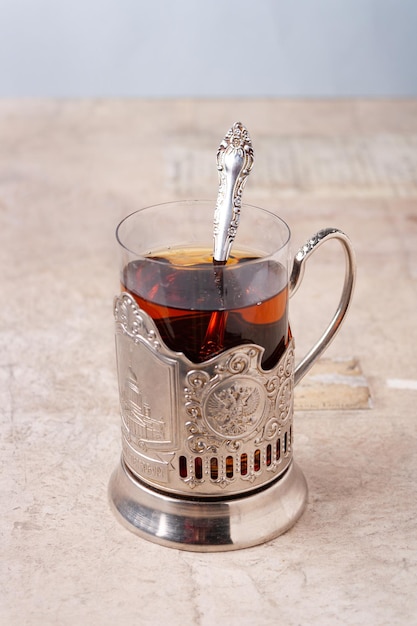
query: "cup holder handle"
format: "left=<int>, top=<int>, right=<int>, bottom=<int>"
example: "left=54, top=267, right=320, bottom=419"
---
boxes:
left=289, top=228, right=356, bottom=386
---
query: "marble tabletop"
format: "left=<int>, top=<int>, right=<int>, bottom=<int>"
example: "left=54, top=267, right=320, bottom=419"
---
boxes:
left=1, top=99, right=416, bottom=625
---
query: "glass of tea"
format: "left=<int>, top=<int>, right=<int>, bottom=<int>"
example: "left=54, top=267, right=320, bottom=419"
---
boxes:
left=110, top=200, right=355, bottom=550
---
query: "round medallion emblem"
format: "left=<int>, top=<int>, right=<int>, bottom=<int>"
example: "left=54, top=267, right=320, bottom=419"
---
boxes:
left=203, top=377, right=266, bottom=439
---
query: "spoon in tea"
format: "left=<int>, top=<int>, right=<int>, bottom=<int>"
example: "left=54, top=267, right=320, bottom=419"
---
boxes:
left=199, top=121, right=254, bottom=359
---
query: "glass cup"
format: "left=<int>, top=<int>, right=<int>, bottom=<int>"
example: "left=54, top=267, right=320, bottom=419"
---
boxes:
left=109, top=200, right=355, bottom=550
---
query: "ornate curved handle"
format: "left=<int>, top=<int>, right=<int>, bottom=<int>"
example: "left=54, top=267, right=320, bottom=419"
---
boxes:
left=289, top=228, right=356, bottom=386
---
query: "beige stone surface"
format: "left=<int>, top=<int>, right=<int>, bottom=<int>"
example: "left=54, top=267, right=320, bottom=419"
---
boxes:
left=1, top=99, right=416, bottom=625
left=294, top=358, right=372, bottom=411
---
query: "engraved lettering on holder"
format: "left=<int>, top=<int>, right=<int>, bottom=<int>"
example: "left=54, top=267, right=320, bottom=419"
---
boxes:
left=123, top=444, right=171, bottom=484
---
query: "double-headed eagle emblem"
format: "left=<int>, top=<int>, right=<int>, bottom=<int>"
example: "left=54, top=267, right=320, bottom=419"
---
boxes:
left=205, top=382, right=261, bottom=437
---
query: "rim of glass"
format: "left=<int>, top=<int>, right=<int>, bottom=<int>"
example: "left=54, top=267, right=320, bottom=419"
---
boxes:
left=116, top=200, right=291, bottom=265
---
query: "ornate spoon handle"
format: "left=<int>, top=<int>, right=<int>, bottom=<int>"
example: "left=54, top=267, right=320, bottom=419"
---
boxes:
left=199, top=123, right=254, bottom=361
left=213, top=122, right=254, bottom=263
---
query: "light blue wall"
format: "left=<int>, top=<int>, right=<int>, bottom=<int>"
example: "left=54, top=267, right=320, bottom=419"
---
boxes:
left=1, top=0, right=416, bottom=97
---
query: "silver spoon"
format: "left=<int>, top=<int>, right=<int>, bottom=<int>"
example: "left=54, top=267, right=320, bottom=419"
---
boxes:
left=213, top=121, right=254, bottom=263
left=199, top=122, right=254, bottom=360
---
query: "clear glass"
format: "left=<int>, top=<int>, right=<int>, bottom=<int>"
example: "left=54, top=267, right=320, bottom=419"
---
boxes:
left=116, top=201, right=292, bottom=369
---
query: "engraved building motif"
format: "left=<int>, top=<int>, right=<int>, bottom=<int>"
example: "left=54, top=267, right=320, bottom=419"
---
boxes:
left=122, top=367, right=165, bottom=442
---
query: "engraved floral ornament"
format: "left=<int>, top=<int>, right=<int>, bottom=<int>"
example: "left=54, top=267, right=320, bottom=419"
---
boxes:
left=115, top=292, right=160, bottom=350
left=184, top=344, right=294, bottom=457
